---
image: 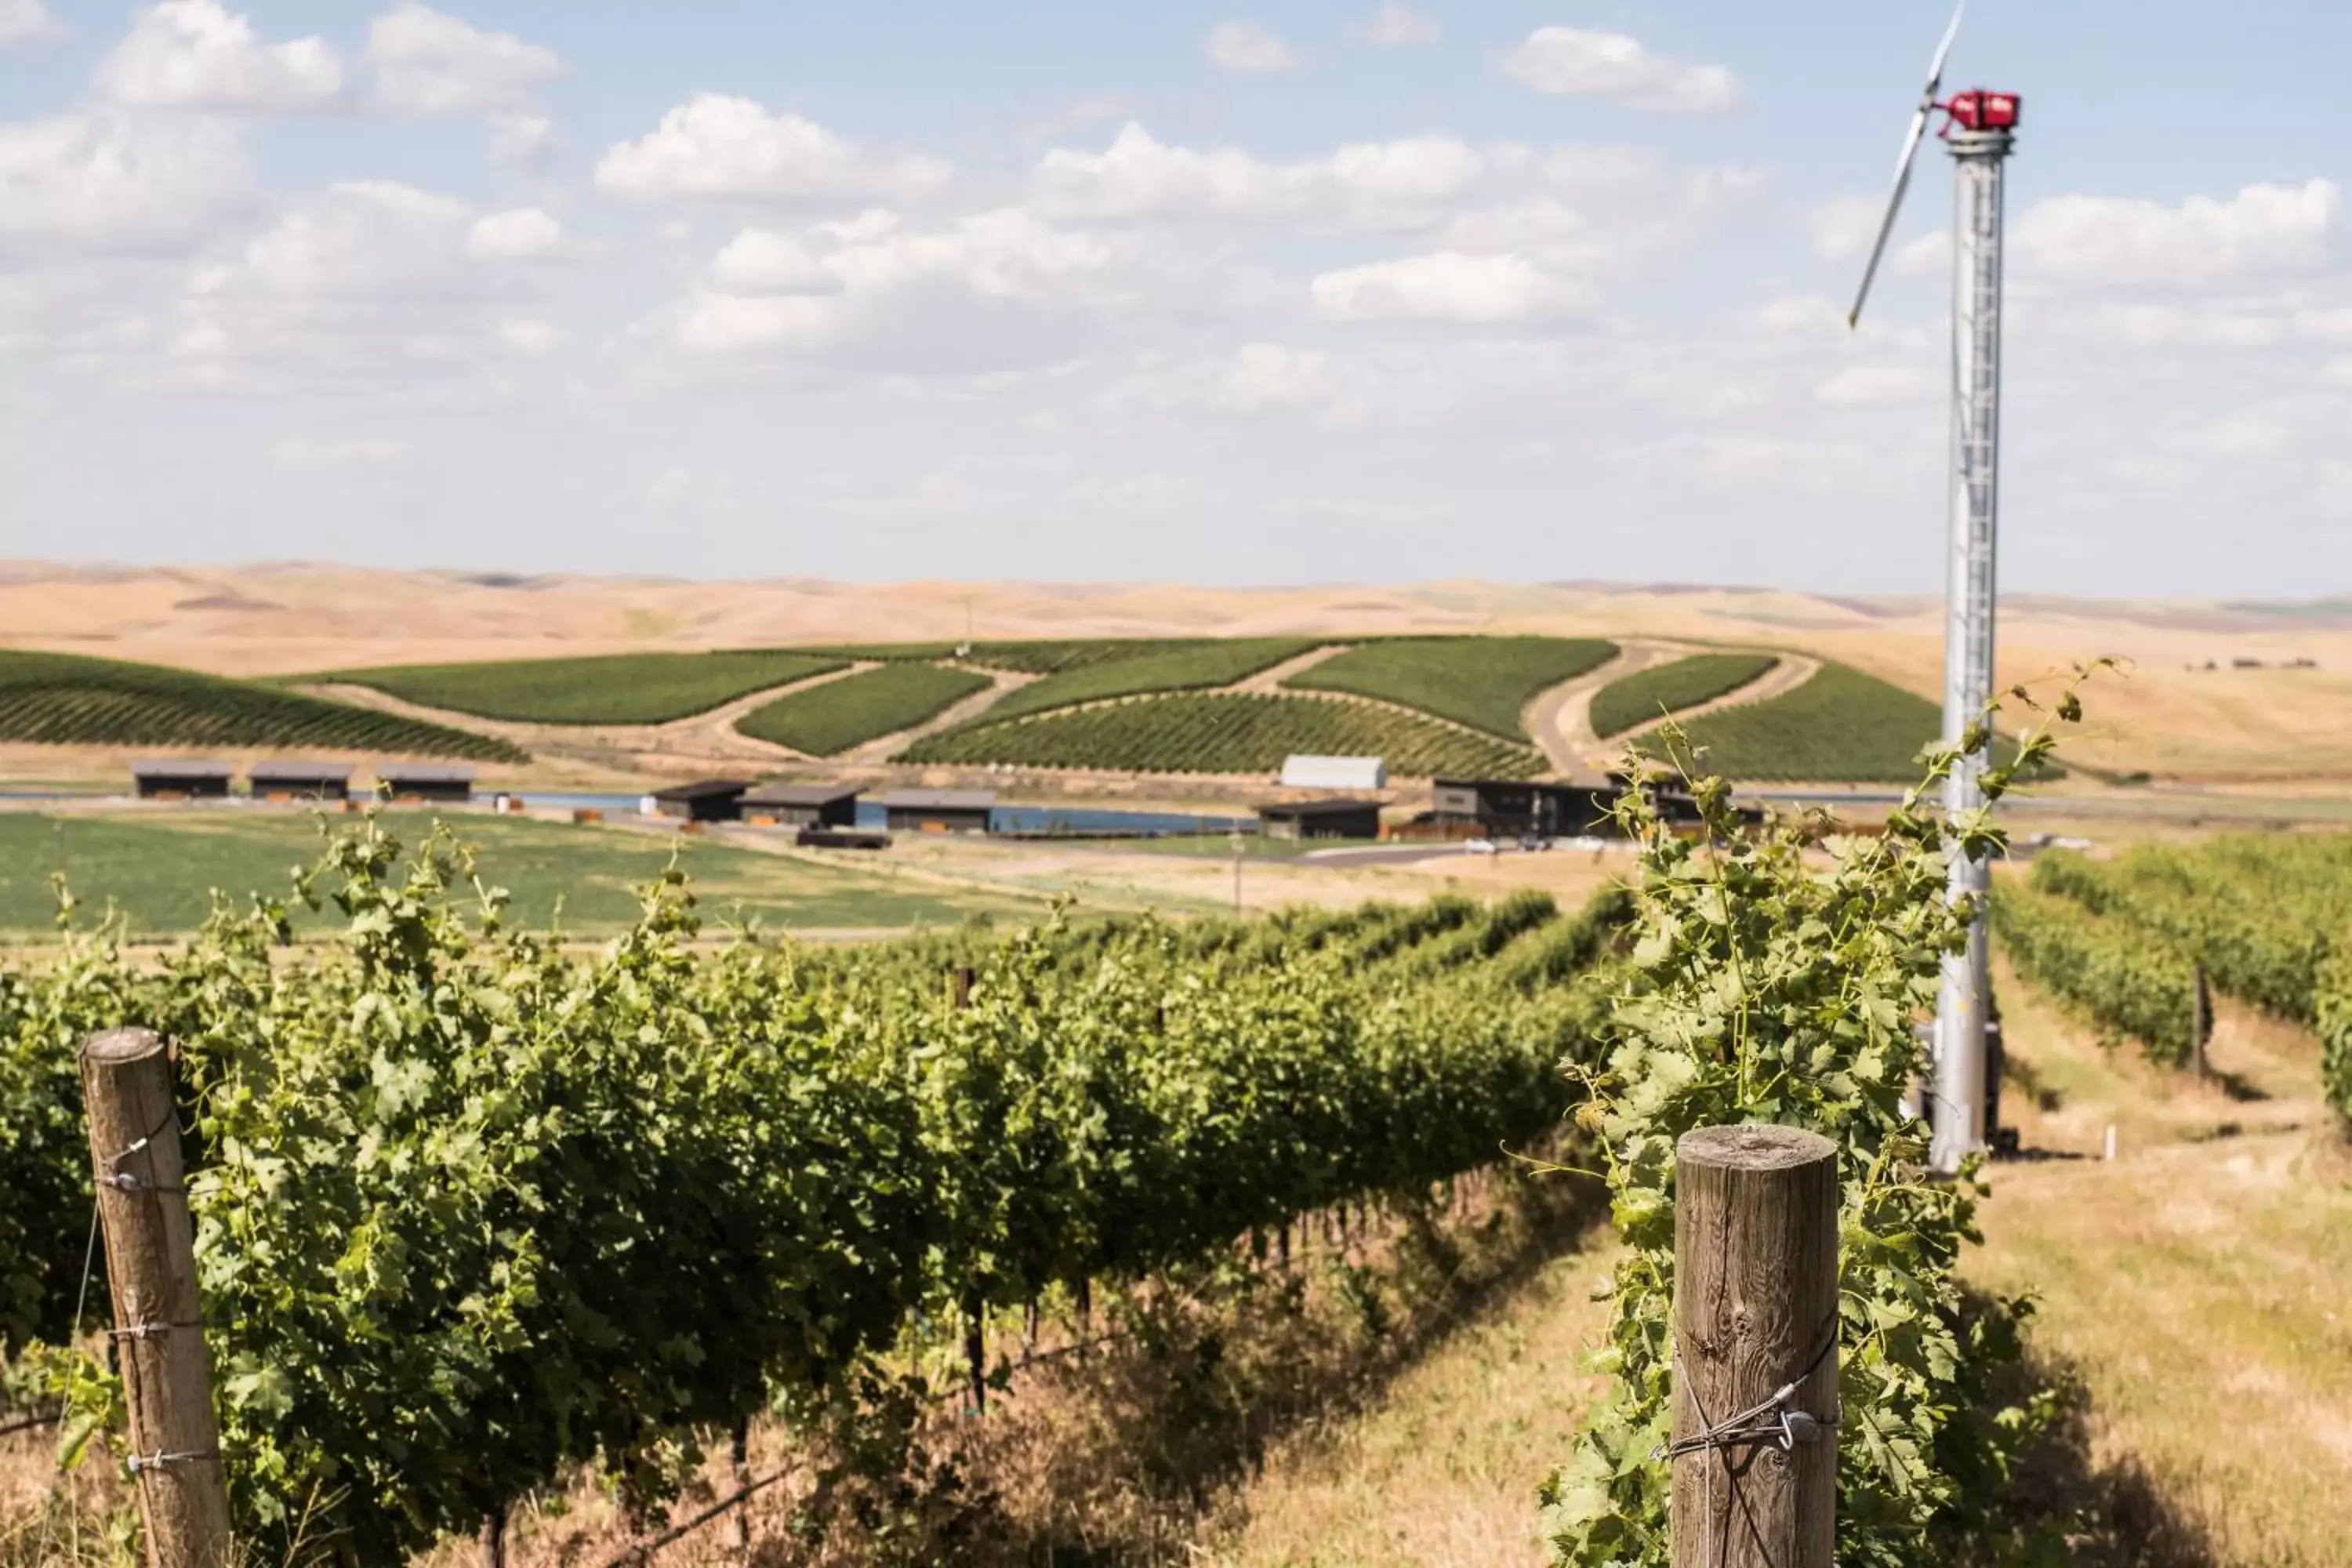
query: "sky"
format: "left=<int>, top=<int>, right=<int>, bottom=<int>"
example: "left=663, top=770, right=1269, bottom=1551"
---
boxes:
left=0, top=1, right=2346, bottom=595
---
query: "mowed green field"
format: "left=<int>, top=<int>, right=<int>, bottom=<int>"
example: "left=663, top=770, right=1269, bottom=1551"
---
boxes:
left=0, top=651, right=520, bottom=760
left=3, top=811, right=1049, bottom=937
left=1587, top=652, right=1778, bottom=739
left=323, top=650, right=846, bottom=724
left=1285, top=637, right=1617, bottom=742
left=1648, top=662, right=1944, bottom=781
left=733, top=663, right=993, bottom=755
left=901, top=692, right=1543, bottom=777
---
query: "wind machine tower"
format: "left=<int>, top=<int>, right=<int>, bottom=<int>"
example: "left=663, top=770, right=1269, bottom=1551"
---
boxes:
left=1847, top=1, right=2021, bottom=1175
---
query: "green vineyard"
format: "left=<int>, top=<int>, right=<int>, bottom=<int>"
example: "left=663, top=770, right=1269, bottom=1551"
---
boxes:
left=0, top=704, right=2140, bottom=1566
left=968, top=637, right=1322, bottom=724
left=1585, top=651, right=1777, bottom=739
left=1286, top=636, right=1618, bottom=742
left=2008, top=837, right=2352, bottom=1116
left=1646, top=661, right=1944, bottom=781
left=0, top=818, right=1615, bottom=1559
left=325, top=649, right=846, bottom=725
left=732, top=662, right=993, bottom=755
left=0, top=652, right=521, bottom=760
left=898, top=691, right=1545, bottom=777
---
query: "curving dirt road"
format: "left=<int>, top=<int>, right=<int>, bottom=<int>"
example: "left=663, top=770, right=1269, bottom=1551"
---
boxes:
left=1235, top=643, right=1354, bottom=693
left=840, top=666, right=1039, bottom=764
left=1523, top=642, right=1675, bottom=780
left=1523, top=641, right=1809, bottom=780
left=307, top=663, right=879, bottom=768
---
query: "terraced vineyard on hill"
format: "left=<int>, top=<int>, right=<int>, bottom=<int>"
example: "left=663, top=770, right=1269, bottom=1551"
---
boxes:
left=325, top=650, right=846, bottom=724
left=899, top=691, right=1543, bottom=777
left=734, top=663, right=993, bottom=755
left=1587, top=651, right=1777, bottom=739
left=972, top=638, right=1322, bottom=724
left=1284, top=636, right=1617, bottom=742
left=1642, top=661, right=1945, bottom=781
left=0, top=652, right=521, bottom=760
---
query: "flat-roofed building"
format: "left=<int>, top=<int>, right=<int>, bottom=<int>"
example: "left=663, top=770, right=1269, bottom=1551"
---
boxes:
left=249, top=762, right=352, bottom=801
left=878, top=789, right=994, bottom=833
left=1258, top=797, right=1382, bottom=841
left=374, top=764, right=477, bottom=803
left=129, top=759, right=233, bottom=800
left=1431, top=779, right=1620, bottom=837
left=650, top=779, right=752, bottom=822
left=741, top=782, right=860, bottom=828
left=1279, top=754, right=1387, bottom=791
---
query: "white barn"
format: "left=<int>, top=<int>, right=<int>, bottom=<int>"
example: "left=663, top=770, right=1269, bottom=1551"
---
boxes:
left=1279, top=754, right=1387, bottom=791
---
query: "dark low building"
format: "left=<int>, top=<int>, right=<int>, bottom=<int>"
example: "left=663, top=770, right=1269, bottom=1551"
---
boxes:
left=1432, top=779, right=1621, bottom=837
left=879, top=789, right=995, bottom=833
left=1259, top=797, right=1383, bottom=841
left=376, top=764, right=477, bottom=803
left=130, top=759, right=233, bottom=800
left=742, top=782, right=860, bottom=828
left=651, top=779, right=752, bottom=822
left=250, top=762, right=352, bottom=801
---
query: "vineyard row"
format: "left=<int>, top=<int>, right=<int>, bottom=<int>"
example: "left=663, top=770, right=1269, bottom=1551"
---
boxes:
left=0, top=825, right=1621, bottom=1562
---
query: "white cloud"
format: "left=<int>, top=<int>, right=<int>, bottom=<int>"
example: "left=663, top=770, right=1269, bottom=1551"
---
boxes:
left=1361, top=3, right=1438, bottom=45
left=1817, top=365, right=1935, bottom=405
left=465, top=206, right=561, bottom=260
left=1029, top=125, right=1748, bottom=291
left=1500, top=27, right=1741, bottom=114
left=1035, top=124, right=1503, bottom=231
left=1208, top=343, right=1331, bottom=415
left=487, top=110, right=557, bottom=168
left=237, top=182, right=477, bottom=297
left=597, top=94, right=953, bottom=208
left=1809, top=194, right=1883, bottom=262
left=0, top=0, right=60, bottom=44
left=0, top=111, right=253, bottom=256
left=667, top=208, right=1121, bottom=368
left=1205, top=20, right=1299, bottom=74
left=1892, top=231, right=1947, bottom=278
left=94, top=0, right=343, bottom=114
left=2016, top=180, right=2343, bottom=289
left=496, top=315, right=563, bottom=354
left=1313, top=252, right=1575, bottom=324
left=149, top=183, right=572, bottom=396
left=368, top=2, right=560, bottom=116
left=270, top=436, right=405, bottom=469
left=710, top=229, right=838, bottom=294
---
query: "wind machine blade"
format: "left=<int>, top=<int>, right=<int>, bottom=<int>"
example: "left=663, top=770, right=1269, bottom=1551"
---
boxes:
left=1847, top=0, right=1967, bottom=328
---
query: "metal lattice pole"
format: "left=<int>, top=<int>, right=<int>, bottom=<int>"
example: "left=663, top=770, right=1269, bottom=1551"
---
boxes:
left=1929, top=125, right=2011, bottom=1175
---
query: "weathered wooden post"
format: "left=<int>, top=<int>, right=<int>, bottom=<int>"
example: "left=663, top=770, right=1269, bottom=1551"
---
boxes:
left=2191, top=963, right=2212, bottom=1081
left=81, top=1028, right=233, bottom=1568
left=1670, top=1124, right=1838, bottom=1568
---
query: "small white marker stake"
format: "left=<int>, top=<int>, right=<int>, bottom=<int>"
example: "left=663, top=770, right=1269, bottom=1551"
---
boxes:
left=2103, top=1124, right=2118, bottom=1162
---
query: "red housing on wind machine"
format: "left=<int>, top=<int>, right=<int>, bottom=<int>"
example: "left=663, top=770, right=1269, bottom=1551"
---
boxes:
left=1945, top=89, right=2021, bottom=131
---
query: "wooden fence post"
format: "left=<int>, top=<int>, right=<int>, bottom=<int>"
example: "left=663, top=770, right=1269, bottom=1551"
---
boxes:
left=81, top=1027, right=233, bottom=1568
left=2191, top=964, right=2212, bottom=1081
left=1671, top=1124, right=1838, bottom=1568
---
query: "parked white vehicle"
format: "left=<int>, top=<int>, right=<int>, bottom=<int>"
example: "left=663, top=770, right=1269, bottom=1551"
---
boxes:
left=1463, top=837, right=1499, bottom=855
